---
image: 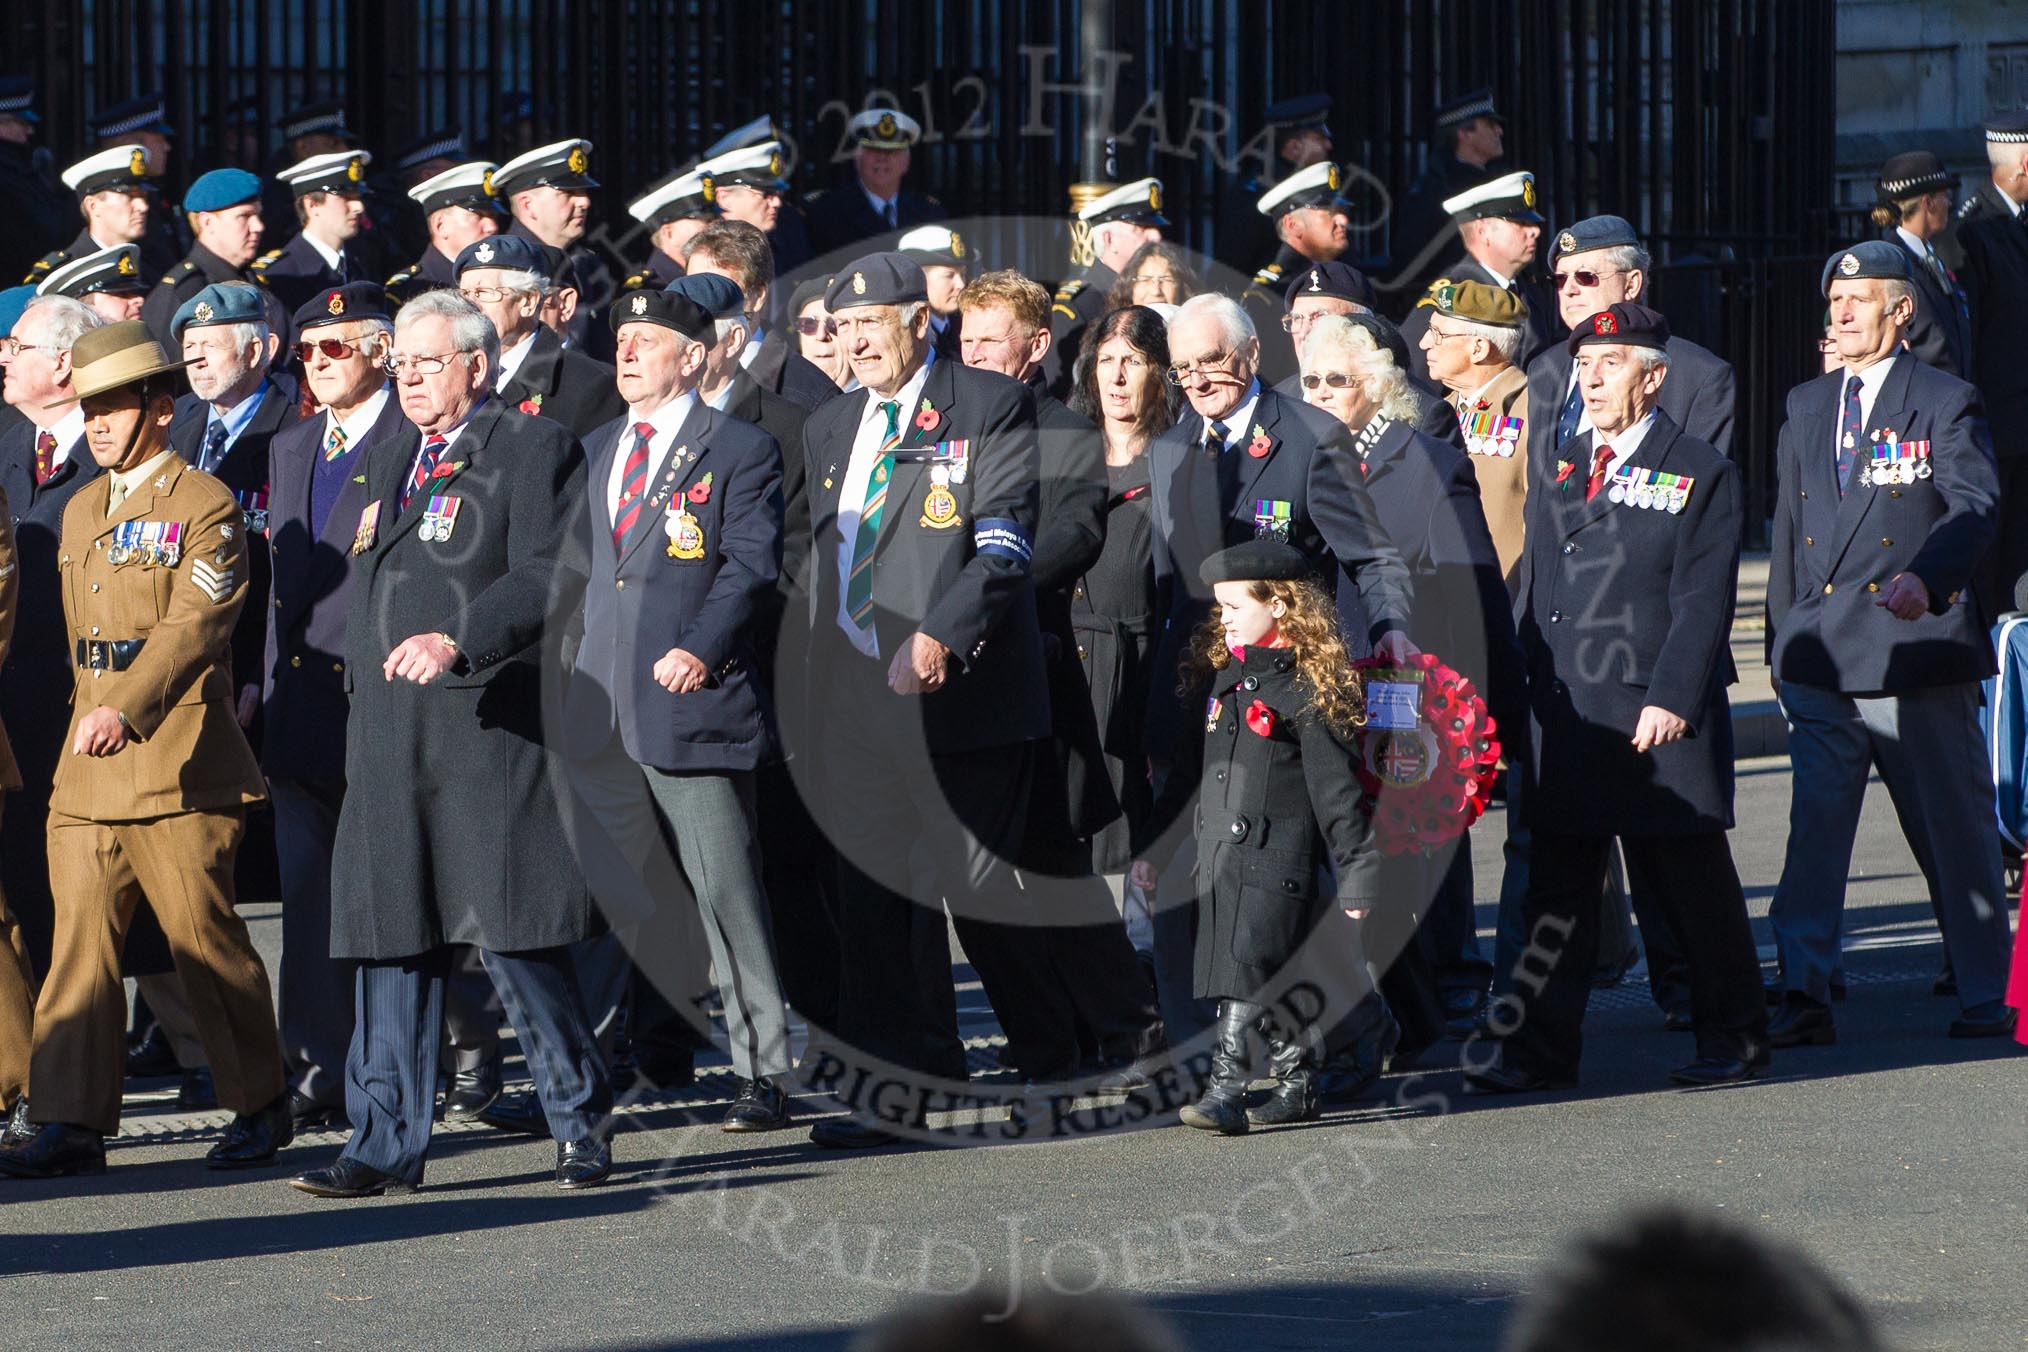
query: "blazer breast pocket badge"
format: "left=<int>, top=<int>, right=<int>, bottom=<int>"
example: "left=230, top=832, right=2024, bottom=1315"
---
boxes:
left=920, top=465, right=962, bottom=529
left=665, top=503, right=706, bottom=560
left=420, top=494, right=461, bottom=543
left=350, top=502, right=379, bottom=555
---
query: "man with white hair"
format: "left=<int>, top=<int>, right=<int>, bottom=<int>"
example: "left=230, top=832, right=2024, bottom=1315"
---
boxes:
left=1042, top=177, right=1166, bottom=397
left=260, top=282, right=406, bottom=1132
left=291, top=288, right=612, bottom=1197
left=1417, top=279, right=1533, bottom=589
left=1764, top=242, right=2015, bottom=1047
left=1398, top=170, right=1553, bottom=381
left=1957, top=113, right=2028, bottom=600
left=0, top=292, right=104, bottom=1107
left=22, top=144, right=155, bottom=288
left=454, top=233, right=623, bottom=438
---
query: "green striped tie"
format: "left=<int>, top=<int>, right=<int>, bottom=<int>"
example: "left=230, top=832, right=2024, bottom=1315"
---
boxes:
left=846, top=400, right=901, bottom=632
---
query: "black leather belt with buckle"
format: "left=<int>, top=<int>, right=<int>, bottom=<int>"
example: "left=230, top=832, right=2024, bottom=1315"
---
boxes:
left=76, top=638, right=146, bottom=670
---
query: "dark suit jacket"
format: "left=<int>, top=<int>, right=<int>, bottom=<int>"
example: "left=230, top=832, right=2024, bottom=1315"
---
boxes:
left=261, top=388, right=406, bottom=783
left=1958, top=196, right=2028, bottom=457
left=142, top=241, right=292, bottom=352
left=1518, top=411, right=1740, bottom=836
left=251, top=230, right=371, bottom=316
left=749, top=331, right=843, bottom=412
left=1399, top=256, right=1556, bottom=385
left=332, top=403, right=591, bottom=959
left=1358, top=418, right=1527, bottom=743
left=0, top=422, right=103, bottom=764
left=797, top=356, right=1050, bottom=754
left=170, top=381, right=302, bottom=697
left=1524, top=334, right=1737, bottom=471
left=566, top=401, right=783, bottom=773
left=1766, top=355, right=1997, bottom=694
left=725, top=369, right=810, bottom=671
left=1890, top=230, right=1974, bottom=379
left=498, top=326, right=628, bottom=441
left=803, top=183, right=946, bottom=259
left=1041, top=261, right=1116, bottom=399
left=1145, top=383, right=1412, bottom=759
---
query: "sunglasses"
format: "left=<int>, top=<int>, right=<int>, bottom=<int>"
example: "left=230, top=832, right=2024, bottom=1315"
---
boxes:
left=1299, top=372, right=1359, bottom=390
left=794, top=316, right=839, bottom=337
left=1553, top=268, right=1618, bottom=290
left=295, top=336, right=364, bottom=362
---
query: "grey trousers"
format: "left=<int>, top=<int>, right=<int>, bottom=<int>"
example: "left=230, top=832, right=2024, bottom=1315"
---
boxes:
left=1769, top=679, right=2012, bottom=1010
left=571, top=744, right=793, bottom=1081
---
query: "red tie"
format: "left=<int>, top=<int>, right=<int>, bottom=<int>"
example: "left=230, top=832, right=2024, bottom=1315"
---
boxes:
left=611, top=422, right=654, bottom=551
left=33, top=431, right=55, bottom=486
left=402, top=434, right=449, bottom=510
left=1584, top=443, right=1615, bottom=502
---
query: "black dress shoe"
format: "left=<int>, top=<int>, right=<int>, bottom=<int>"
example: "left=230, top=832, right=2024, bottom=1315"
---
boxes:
left=177, top=1067, right=218, bottom=1111
left=124, top=1028, right=179, bottom=1079
left=1089, top=1059, right=1152, bottom=1095
left=0, top=1122, right=106, bottom=1178
left=473, top=1089, right=550, bottom=1137
left=1948, top=1001, right=2018, bottom=1039
left=721, top=1077, right=791, bottom=1132
left=442, top=1064, right=502, bottom=1122
left=1460, top=1062, right=1577, bottom=1096
left=1442, top=988, right=1488, bottom=1041
left=556, top=1138, right=612, bottom=1189
left=809, top=1116, right=902, bottom=1149
left=1662, top=1008, right=1695, bottom=1033
left=206, top=1093, right=296, bottom=1170
left=289, top=1091, right=346, bottom=1133
left=1767, top=997, right=1837, bottom=1048
left=1933, top=971, right=1959, bottom=998
left=1669, top=1055, right=1766, bottom=1086
left=289, top=1156, right=416, bottom=1198
left=2, top=1097, right=30, bottom=1148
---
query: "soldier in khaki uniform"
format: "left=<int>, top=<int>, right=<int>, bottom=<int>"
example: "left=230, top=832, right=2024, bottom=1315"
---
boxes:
left=1417, top=279, right=1532, bottom=590
left=0, top=321, right=289, bottom=1179
left=0, top=497, right=33, bottom=1143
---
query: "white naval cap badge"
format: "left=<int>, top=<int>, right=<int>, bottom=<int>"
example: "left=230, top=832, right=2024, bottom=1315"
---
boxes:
left=1837, top=251, right=1860, bottom=277
left=192, top=301, right=214, bottom=323
left=475, top=241, right=495, bottom=263
left=630, top=294, right=648, bottom=315
left=852, top=271, right=867, bottom=295
left=1308, top=269, right=1323, bottom=291
left=1557, top=230, right=1577, bottom=254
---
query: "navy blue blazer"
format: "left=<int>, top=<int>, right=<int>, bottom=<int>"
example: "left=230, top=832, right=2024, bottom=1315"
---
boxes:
left=1766, top=355, right=1998, bottom=693
left=1358, top=418, right=1528, bottom=745
left=565, top=401, right=784, bottom=773
left=1524, top=333, right=1736, bottom=471
left=803, top=182, right=946, bottom=259
left=1889, top=230, right=1974, bottom=379
left=1518, top=411, right=1740, bottom=836
left=0, top=422, right=103, bottom=758
left=260, top=388, right=406, bottom=782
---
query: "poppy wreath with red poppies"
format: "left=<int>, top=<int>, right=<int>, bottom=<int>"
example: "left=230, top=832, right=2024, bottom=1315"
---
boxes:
left=1352, top=652, right=1502, bottom=855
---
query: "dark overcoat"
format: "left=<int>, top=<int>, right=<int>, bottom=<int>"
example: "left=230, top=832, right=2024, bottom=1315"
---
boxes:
left=497, top=325, right=628, bottom=441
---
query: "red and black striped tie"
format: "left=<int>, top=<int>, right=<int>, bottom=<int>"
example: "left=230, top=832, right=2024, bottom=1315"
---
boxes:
left=611, top=422, right=654, bottom=551
left=402, top=434, right=449, bottom=511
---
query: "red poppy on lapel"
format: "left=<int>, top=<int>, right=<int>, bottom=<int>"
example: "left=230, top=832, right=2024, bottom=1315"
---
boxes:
left=1245, top=699, right=1275, bottom=737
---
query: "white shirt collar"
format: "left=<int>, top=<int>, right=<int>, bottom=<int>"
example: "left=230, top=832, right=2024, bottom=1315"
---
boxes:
left=326, top=384, right=391, bottom=449
left=858, top=360, right=934, bottom=436
left=496, top=330, right=539, bottom=385
left=607, top=391, right=696, bottom=521
left=1838, top=351, right=1900, bottom=439
left=861, top=186, right=895, bottom=218
left=1593, top=408, right=1657, bottom=473
left=1895, top=224, right=1934, bottom=258
left=302, top=233, right=345, bottom=272
left=1202, top=380, right=1263, bottom=448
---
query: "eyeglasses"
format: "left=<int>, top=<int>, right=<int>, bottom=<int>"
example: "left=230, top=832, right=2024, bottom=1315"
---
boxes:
left=1164, top=349, right=1236, bottom=384
left=388, top=351, right=471, bottom=377
left=295, top=336, right=364, bottom=363
left=0, top=337, right=60, bottom=360
left=1299, top=372, right=1359, bottom=390
left=1553, top=267, right=1619, bottom=290
left=794, top=316, right=839, bottom=337
left=1422, top=324, right=1474, bottom=344
left=459, top=285, right=529, bottom=304
left=1280, top=312, right=1334, bottom=333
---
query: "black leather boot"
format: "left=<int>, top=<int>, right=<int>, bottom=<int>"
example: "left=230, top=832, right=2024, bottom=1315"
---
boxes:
left=1179, top=1000, right=1257, bottom=1135
left=1248, top=1030, right=1321, bottom=1126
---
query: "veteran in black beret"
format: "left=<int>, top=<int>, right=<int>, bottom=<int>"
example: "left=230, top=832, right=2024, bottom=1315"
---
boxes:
left=562, top=272, right=800, bottom=1132
left=1270, top=265, right=1461, bottom=449
left=1214, top=93, right=1335, bottom=274
left=624, top=166, right=720, bottom=292
left=252, top=150, right=376, bottom=317
left=804, top=108, right=946, bottom=258
left=454, top=234, right=624, bottom=438
left=1957, top=115, right=2028, bottom=599
left=1761, top=241, right=2016, bottom=1047
left=384, top=160, right=502, bottom=306
left=1389, top=89, right=1509, bottom=301
left=0, top=77, right=69, bottom=285
left=1040, top=176, right=1167, bottom=398
left=143, top=168, right=291, bottom=350
left=1468, top=300, right=1767, bottom=1095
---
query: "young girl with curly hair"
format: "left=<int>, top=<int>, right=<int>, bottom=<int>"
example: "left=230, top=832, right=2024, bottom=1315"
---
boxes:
left=1131, top=539, right=1379, bottom=1134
